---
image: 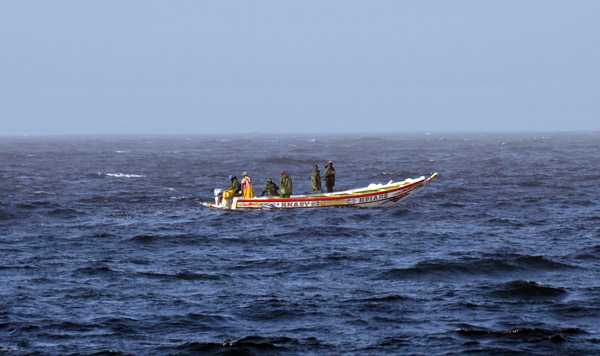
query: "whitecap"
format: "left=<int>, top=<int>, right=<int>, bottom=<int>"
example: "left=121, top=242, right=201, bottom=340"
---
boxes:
left=105, top=173, right=146, bottom=178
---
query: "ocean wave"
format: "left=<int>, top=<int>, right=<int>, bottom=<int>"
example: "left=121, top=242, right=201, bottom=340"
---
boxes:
left=65, top=288, right=112, bottom=299
left=574, top=245, right=600, bottom=260
left=240, top=297, right=309, bottom=321
left=350, top=212, right=375, bottom=220
left=129, top=234, right=163, bottom=242
left=486, top=217, right=525, bottom=227
left=90, top=316, right=138, bottom=334
left=74, top=266, right=118, bottom=276
left=381, top=259, right=499, bottom=279
left=182, top=312, right=229, bottom=322
left=379, top=254, right=574, bottom=280
left=48, top=207, right=86, bottom=218
left=455, top=324, right=583, bottom=342
left=439, top=202, right=465, bottom=208
left=549, top=301, right=600, bottom=318
left=0, top=264, right=37, bottom=270
left=512, top=254, right=574, bottom=269
left=171, top=336, right=296, bottom=355
left=45, top=320, right=99, bottom=333
left=489, top=280, right=567, bottom=301
left=91, top=232, right=116, bottom=238
left=17, top=201, right=59, bottom=209
left=355, top=294, right=408, bottom=303
left=139, top=271, right=223, bottom=281
left=0, top=209, right=16, bottom=220
left=296, top=225, right=366, bottom=238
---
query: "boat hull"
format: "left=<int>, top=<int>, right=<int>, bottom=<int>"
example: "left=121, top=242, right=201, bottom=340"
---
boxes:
left=201, top=173, right=437, bottom=210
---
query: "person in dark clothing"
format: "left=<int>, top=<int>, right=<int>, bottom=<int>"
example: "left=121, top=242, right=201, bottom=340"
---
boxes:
left=311, top=165, right=322, bottom=194
left=279, top=170, right=292, bottom=198
left=261, top=178, right=279, bottom=197
left=229, top=175, right=242, bottom=196
left=324, top=161, right=335, bottom=193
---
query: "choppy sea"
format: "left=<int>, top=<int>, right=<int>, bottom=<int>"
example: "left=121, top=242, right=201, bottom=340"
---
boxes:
left=1, top=133, right=599, bottom=355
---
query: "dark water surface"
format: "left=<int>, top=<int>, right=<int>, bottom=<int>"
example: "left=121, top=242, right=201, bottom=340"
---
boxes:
left=1, top=133, right=599, bottom=355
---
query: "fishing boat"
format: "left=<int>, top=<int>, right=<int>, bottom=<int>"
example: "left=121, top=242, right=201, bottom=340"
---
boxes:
left=200, top=172, right=438, bottom=210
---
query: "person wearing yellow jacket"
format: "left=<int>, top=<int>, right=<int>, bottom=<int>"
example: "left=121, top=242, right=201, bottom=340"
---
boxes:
left=241, top=171, right=254, bottom=198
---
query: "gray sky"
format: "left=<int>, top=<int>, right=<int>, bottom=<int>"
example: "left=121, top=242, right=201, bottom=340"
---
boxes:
left=1, top=1, right=599, bottom=135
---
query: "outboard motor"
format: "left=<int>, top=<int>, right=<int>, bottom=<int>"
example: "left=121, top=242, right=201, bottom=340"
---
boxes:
left=214, top=188, right=223, bottom=206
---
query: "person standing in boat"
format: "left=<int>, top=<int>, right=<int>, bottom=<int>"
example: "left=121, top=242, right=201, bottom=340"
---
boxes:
left=311, top=165, right=322, bottom=194
left=229, top=175, right=242, bottom=196
left=241, top=171, right=254, bottom=198
left=261, top=178, right=279, bottom=196
left=279, top=170, right=292, bottom=198
left=325, top=160, right=335, bottom=193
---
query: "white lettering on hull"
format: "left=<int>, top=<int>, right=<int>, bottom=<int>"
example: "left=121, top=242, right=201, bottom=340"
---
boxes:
left=279, top=201, right=316, bottom=208
left=355, top=193, right=387, bottom=204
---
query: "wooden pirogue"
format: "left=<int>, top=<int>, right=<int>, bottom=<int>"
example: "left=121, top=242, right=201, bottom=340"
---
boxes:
left=201, top=173, right=438, bottom=210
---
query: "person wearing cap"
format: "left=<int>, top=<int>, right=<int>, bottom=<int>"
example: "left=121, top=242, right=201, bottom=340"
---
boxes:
left=261, top=178, right=279, bottom=197
left=325, top=161, right=335, bottom=193
left=241, top=171, right=254, bottom=198
left=311, top=165, right=322, bottom=194
left=279, top=170, right=292, bottom=198
left=229, top=175, right=242, bottom=196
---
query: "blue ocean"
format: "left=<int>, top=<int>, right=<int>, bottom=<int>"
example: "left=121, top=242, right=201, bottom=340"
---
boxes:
left=1, top=133, right=599, bottom=355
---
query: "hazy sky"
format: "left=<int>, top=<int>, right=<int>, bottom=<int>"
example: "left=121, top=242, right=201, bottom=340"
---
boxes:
left=1, top=1, right=599, bottom=135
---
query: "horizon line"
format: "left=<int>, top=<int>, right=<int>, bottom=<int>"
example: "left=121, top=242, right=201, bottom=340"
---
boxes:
left=1, top=129, right=600, bottom=138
